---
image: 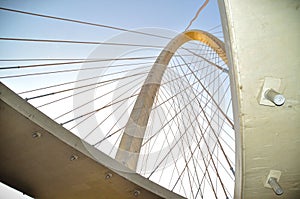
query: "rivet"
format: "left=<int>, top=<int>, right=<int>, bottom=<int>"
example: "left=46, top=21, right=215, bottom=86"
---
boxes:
left=105, top=173, right=113, bottom=179
left=133, top=189, right=140, bottom=197
left=32, top=132, right=41, bottom=139
left=70, top=155, right=78, bottom=161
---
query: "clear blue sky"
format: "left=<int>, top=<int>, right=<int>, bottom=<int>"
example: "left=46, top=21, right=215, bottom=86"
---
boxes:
left=0, top=0, right=221, bottom=198
left=0, top=0, right=222, bottom=91
left=0, top=0, right=221, bottom=59
left=0, top=0, right=221, bottom=36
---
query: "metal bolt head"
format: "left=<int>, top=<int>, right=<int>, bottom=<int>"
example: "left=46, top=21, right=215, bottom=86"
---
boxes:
left=70, top=155, right=78, bottom=161
left=105, top=173, right=113, bottom=179
left=273, top=95, right=285, bottom=106
left=32, top=132, right=41, bottom=138
left=133, top=189, right=140, bottom=197
left=268, top=177, right=284, bottom=195
left=264, top=89, right=285, bottom=106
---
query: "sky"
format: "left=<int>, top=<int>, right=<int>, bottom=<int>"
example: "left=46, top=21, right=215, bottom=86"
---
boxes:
left=0, top=0, right=223, bottom=92
left=0, top=0, right=223, bottom=198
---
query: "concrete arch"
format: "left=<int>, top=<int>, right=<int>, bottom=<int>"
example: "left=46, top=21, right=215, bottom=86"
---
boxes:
left=115, top=29, right=229, bottom=171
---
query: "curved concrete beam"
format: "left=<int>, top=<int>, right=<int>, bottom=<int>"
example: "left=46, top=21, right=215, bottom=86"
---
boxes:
left=115, top=30, right=228, bottom=171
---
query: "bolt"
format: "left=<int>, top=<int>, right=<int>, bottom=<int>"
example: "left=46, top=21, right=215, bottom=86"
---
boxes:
left=268, top=177, right=283, bottom=195
left=105, top=173, right=112, bottom=179
left=264, top=89, right=285, bottom=106
left=133, top=189, right=140, bottom=197
left=70, top=155, right=78, bottom=161
left=32, top=132, right=41, bottom=138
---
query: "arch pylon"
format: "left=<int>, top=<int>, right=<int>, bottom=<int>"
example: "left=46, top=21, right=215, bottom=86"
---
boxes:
left=115, top=30, right=228, bottom=171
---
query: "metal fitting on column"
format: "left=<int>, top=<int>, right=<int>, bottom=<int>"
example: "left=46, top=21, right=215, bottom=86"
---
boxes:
left=133, top=189, right=140, bottom=197
left=268, top=177, right=284, bottom=195
left=264, top=170, right=283, bottom=196
left=264, top=89, right=285, bottom=106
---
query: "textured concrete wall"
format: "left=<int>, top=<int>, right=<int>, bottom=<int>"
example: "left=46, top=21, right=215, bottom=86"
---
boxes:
left=219, top=0, right=300, bottom=198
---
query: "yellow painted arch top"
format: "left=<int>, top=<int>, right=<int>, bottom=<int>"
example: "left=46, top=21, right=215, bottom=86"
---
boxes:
left=184, top=30, right=227, bottom=64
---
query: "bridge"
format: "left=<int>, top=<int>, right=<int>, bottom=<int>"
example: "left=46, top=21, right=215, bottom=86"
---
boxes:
left=0, top=0, right=299, bottom=198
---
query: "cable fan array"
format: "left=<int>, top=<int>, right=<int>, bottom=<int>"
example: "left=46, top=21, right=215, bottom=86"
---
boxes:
left=0, top=6, right=234, bottom=199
